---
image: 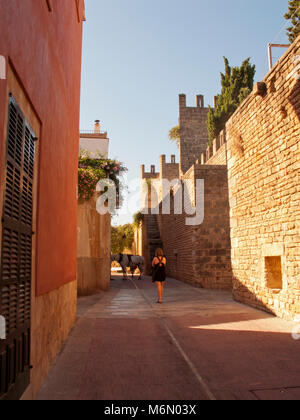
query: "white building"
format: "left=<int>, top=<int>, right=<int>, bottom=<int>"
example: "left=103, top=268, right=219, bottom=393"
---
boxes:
left=80, top=120, right=109, bottom=158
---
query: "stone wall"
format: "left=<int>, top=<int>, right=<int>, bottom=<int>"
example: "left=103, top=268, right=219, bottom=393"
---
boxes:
left=226, top=37, right=300, bottom=320
left=179, top=94, right=210, bottom=175
left=141, top=215, right=163, bottom=275
left=140, top=38, right=300, bottom=320
left=22, top=280, right=77, bottom=399
left=156, top=164, right=232, bottom=290
left=156, top=202, right=195, bottom=285
left=141, top=152, right=232, bottom=289
left=77, top=195, right=111, bottom=295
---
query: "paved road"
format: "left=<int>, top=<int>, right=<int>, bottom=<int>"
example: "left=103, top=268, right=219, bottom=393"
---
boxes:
left=37, top=275, right=300, bottom=400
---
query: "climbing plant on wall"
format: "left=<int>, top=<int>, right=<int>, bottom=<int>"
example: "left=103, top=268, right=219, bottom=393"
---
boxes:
left=78, top=150, right=127, bottom=202
left=207, top=57, right=256, bottom=145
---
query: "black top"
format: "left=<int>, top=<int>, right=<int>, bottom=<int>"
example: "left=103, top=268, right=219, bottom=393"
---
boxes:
left=152, top=256, right=167, bottom=282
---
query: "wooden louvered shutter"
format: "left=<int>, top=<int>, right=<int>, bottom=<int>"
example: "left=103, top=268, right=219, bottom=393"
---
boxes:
left=0, top=95, right=36, bottom=400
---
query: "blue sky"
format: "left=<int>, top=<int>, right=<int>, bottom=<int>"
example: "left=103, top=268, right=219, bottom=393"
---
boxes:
left=80, top=0, right=290, bottom=225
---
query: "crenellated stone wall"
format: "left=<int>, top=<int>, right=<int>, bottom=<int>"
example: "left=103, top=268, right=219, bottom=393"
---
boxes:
left=140, top=157, right=232, bottom=290
left=140, top=37, right=300, bottom=320
left=156, top=165, right=232, bottom=290
left=204, top=130, right=227, bottom=166
left=160, top=154, right=180, bottom=181
left=226, top=37, right=300, bottom=320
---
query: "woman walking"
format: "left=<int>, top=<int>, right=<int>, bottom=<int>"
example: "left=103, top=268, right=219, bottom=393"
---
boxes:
left=152, top=248, right=167, bottom=304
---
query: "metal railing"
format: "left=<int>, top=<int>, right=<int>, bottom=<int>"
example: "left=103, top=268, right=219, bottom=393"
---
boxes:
left=80, top=129, right=108, bottom=135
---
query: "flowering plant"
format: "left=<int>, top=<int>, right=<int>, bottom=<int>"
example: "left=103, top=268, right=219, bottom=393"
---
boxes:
left=78, top=150, right=127, bottom=203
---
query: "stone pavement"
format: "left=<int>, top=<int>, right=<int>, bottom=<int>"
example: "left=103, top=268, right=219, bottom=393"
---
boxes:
left=36, top=275, right=300, bottom=400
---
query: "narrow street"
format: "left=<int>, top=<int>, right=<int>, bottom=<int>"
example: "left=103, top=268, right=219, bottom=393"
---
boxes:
left=37, top=276, right=300, bottom=401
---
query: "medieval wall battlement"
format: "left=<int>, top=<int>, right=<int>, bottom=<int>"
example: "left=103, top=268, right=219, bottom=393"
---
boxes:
left=140, top=164, right=160, bottom=180
left=141, top=155, right=180, bottom=181
left=160, top=154, right=180, bottom=180
left=160, top=154, right=177, bottom=165
left=197, top=129, right=228, bottom=166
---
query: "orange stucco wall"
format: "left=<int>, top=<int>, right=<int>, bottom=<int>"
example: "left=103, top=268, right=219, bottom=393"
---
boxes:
left=0, top=0, right=84, bottom=295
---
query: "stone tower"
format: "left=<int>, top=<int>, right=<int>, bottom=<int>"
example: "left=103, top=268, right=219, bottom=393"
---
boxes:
left=179, top=94, right=210, bottom=175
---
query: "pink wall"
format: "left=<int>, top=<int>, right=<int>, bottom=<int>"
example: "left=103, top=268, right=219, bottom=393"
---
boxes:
left=0, top=0, right=84, bottom=295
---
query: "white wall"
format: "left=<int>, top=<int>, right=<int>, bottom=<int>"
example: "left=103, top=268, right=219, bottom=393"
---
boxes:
left=79, top=136, right=109, bottom=159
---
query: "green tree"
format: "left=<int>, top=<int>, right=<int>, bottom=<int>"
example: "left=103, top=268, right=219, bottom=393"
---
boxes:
left=207, top=57, right=256, bottom=144
left=133, top=211, right=144, bottom=229
left=111, top=224, right=135, bottom=254
left=285, top=0, right=300, bottom=43
left=169, top=125, right=180, bottom=147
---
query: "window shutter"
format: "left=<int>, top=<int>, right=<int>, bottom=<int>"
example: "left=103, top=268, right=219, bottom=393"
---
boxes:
left=0, top=96, right=36, bottom=400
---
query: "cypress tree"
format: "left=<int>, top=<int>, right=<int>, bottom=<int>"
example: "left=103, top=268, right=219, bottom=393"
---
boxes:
left=207, top=57, right=256, bottom=144
left=284, top=0, right=300, bottom=43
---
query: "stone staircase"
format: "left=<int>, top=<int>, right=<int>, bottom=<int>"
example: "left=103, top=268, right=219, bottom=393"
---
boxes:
left=145, top=214, right=163, bottom=261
